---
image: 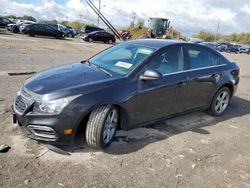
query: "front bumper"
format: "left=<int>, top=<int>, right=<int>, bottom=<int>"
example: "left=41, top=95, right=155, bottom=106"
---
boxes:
left=240, top=50, right=250, bottom=53
left=12, top=106, right=74, bottom=146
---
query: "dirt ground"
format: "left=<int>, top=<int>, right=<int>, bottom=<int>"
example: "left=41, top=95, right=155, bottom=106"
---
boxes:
left=0, top=30, right=250, bottom=188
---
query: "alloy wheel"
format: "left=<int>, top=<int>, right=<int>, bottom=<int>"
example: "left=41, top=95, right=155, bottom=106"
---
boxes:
left=103, top=109, right=118, bottom=144
left=214, top=91, right=229, bottom=114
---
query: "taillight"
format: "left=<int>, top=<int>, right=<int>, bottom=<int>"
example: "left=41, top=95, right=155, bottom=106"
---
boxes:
left=231, top=67, right=240, bottom=76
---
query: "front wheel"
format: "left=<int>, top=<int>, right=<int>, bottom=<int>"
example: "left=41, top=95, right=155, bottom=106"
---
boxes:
left=67, top=33, right=73, bottom=38
left=88, top=37, right=93, bottom=42
left=85, top=105, right=119, bottom=149
left=13, top=28, right=19, bottom=33
left=209, top=87, right=231, bottom=116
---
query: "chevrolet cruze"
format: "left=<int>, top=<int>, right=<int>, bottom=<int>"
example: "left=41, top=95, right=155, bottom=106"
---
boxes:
left=12, top=39, right=240, bottom=149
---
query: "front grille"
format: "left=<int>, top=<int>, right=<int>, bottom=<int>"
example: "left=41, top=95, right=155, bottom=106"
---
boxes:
left=22, top=88, right=31, bottom=99
left=15, top=96, right=27, bottom=114
left=27, top=125, right=57, bottom=140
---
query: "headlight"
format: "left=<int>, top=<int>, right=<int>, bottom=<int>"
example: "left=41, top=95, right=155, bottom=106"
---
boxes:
left=33, top=96, right=79, bottom=115
left=17, top=88, right=21, bottom=96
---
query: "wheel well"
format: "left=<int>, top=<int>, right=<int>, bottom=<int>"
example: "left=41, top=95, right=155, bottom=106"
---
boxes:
left=75, top=104, right=129, bottom=137
left=220, top=83, right=234, bottom=96
left=75, top=112, right=91, bottom=136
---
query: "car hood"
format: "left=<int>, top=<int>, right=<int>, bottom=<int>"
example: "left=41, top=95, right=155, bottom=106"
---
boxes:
left=24, top=62, right=111, bottom=95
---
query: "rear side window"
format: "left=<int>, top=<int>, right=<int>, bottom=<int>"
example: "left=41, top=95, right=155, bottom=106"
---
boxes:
left=148, top=46, right=184, bottom=75
left=210, top=51, right=228, bottom=66
left=187, top=46, right=210, bottom=69
left=44, top=25, right=53, bottom=31
left=187, top=46, right=227, bottom=70
left=3, top=18, right=11, bottom=24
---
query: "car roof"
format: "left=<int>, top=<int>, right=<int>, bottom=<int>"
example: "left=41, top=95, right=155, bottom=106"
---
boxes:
left=90, top=30, right=107, bottom=34
left=123, top=39, right=187, bottom=49
left=85, top=25, right=102, bottom=29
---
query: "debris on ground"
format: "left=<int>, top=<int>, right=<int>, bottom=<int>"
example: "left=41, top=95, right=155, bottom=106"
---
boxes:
left=8, top=71, right=37, bottom=76
left=58, top=182, right=65, bottom=187
left=24, top=179, right=30, bottom=185
left=0, top=144, right=11, bottom=153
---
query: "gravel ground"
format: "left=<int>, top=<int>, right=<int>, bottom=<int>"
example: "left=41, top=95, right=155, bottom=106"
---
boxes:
left=0, top=30, right=250, bottom=188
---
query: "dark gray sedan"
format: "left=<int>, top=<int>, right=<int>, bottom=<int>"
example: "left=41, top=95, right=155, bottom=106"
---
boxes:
left=12, top=39, right=240, bottom=149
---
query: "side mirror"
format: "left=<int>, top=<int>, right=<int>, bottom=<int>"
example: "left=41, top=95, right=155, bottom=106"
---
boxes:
left=139, top=69, right=163, bottom=81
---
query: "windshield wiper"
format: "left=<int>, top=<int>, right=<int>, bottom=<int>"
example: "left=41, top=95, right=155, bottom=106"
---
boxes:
left=84, top=60, right=113, bottom=77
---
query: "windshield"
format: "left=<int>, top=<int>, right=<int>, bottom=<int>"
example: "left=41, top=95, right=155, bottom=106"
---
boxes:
left=88, top=44, right=155, bottom=76
left=150, top=18, right=169, bottom=37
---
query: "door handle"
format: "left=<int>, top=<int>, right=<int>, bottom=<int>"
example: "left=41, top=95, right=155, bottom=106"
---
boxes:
left=177, top=81, right=187, bottom=87
left=211, top=73, right=222, bottom=79
left=211, top=74, right=218, bottom=78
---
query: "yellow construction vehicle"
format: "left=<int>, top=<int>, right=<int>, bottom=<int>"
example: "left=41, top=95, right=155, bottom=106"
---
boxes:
left=86, top=0, right=181, bottom=41
left=127, top=17, right=181, bottom=40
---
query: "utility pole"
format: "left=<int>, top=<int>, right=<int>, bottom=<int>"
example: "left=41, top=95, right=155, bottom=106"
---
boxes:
left=97, top=0, right=101, bottom=26
left=79, top=14, right=83, bottom=22
left=215, top=20, right=220, bottom=42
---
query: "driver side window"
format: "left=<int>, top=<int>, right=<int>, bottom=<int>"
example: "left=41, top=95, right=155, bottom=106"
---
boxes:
left=44, top=25, right=53, bottom=31
left=147, top=46, right=184, bottom=75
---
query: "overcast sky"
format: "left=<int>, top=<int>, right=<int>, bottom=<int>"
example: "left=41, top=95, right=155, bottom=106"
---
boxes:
left=0, top=0, right=250, bottom=35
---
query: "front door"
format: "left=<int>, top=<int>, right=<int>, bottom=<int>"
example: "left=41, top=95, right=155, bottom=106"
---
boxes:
left=136, top=45, right=189, bottom=124
left=44, top=25, right=55, bottom=37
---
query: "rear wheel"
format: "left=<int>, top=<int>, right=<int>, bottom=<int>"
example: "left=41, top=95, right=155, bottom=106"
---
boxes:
left=209, top=87, right=231, bottom=116
left=108, top=39, right=113, bottom=44
left=28, top=30, right=35, bottom=37
left=85, top=105, right=118, bottom=149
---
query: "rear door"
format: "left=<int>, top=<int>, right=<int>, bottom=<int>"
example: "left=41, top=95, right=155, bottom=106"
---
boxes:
left=99, top=32, right=107, bottom=42
left=136, top=45, right=189, bottom=123
left=184, top=45, right=226, bottom=109
left=94, top=32, right=102, bottom=41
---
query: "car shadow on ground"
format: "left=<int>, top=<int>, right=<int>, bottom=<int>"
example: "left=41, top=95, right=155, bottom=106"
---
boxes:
left=0, top=29, right=12, bottom=35
left=24, top=35, right=70, bottom=41
left=59, top=96, right=250, bottom=155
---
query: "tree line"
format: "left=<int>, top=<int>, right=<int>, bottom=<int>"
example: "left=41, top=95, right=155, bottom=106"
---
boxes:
left=193, top=31, right=250, bottom=44
left=4, top=15, right=37, bottom=22
left=3, top=14, right=250, bottom=43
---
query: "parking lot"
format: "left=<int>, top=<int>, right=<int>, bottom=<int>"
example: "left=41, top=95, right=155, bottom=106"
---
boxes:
left=0, top=31, right=250, bottom=187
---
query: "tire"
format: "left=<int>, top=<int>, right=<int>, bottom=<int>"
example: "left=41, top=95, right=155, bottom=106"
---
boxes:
left=85, top=105, right=119, bottom=149
left=28, top=30, right=35, bottom=37
left=209, top=87, right=231, bottom=116
left=108, top=39, right=113, bottom=44
left=68, top=33, right=73, bottom=38
left=88, top=38, right=93, bottom=42
left=13, top=28, right=19, bottom=33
